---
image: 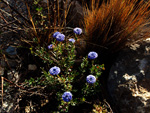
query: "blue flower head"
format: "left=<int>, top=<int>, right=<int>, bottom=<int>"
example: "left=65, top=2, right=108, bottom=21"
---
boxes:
left=88, top=51, right=98, bottom=59
left=86, top=75, right=96, bottom=84
left=49, top=66, right=61, bottom=75
left=48, top=44, right=53, bottom=49
left=73, top=27, right=82, bottom=35
left=56, top=33, right=65, bottom=42
left=68, top=38, right=75, bottom=43
left=62, top=91, right=72, bottom=102
left=53, top=31, right=61, bottom=38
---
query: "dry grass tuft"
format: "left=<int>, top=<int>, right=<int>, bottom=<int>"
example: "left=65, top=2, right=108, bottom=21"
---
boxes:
left=83, top=0, right=150, bottom=52
left=25, top=0, right=71, bottom=46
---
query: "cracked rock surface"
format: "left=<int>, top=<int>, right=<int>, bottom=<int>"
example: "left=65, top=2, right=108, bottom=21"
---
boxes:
left=108, top=39, right=150, bottom=113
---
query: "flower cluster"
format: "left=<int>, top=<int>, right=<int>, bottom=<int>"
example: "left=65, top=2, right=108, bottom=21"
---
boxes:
left=53, top=31, right=61, bottom=38
left=48, top=29, right=99, bottom=104
left=52, top=27, right=82, bottom=43
left=52, top=31, right=65, bottom=42
left=56, top=33, right=65, bottom=42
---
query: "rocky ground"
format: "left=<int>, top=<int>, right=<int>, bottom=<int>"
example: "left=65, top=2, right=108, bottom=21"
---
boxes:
left=108, top=39, right=150, bottom=113
left=1, top=0, right=150, bottom=113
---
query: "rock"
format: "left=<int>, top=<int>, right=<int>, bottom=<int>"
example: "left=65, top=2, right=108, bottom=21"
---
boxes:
left=1, top=58, right=18, bottom=68
left=7, top=69, right=19, bottom=83
left=107, top=41, right=150, bottom=113
left=67, top=1, right=84, bottom=27
left=28, top=64, right=37, bottom=71
left=0, top=87, right=18, bottom=113
left=2, top=101, right=14, bottom=113
left=5, top=46, right=17, bottom=56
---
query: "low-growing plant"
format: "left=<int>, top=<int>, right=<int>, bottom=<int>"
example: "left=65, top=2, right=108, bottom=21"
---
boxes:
left=0, top=0, right=110, bottom=112
left=25, top=28, right=105, bottom=112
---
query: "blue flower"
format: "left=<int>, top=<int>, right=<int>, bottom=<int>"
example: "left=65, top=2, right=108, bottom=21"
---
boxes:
left=49, top=66, right=61, bottom=75
left=62, top=91, right=72, bottom=102
left=88, top=51, right=98, bottom=59
left=56, top=33, right=65, bottom=42
left=53, top=31, right=61, bottom=38
left=86, top=75, right=96, bottom=84
left=68, top=38, right=75, bottom=43
left=48, top=44, right=53, bottom=49
left=73, top=27, right=82, bottom=35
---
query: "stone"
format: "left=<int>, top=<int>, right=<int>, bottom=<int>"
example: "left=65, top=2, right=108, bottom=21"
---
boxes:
left=7, top=69, right=19, bottom=83
left=1, top=58, right=18, bottom=68
left=0, top=87, right=18, bottom=113
left=107, top=40, right=150, bottom=113
left=5, top=46, right=17, bottom=56
left=2, top=101, right=14, bottom=113
left=28, top=64, right=37, bottom=71
left=67, top=1, right=84, bottom=27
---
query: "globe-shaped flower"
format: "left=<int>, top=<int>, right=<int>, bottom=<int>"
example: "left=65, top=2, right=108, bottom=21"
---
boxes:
left=56, top=33, right=65, bottom=42
left=49, top=66, right=61, bottom=75
left=88, top=51, right=98, bottom=59
left=62, top=91, right=72, bottom=102
left=73, top=27, right=82, bottom=35
left=48, top=44, right=53, bottom=49
left=86, top=75, right=96, bottom=84
left=68, top=38, right=75, bottom=43
left=53, top=31, right=61, bottom=38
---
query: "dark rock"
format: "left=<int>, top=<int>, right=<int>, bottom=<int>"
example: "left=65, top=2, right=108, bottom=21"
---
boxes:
left=5, top=46, right=17, bottom=56
left=108, top=40, right=150, bottom=113
left=1, top=58, right=18, bottom=68
left=67, top=1, right=84, bottom=27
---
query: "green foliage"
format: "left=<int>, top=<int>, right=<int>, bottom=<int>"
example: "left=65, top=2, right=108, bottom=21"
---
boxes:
left=24, top=0, right=105, bottom=112
left=25, top=33, right=105, bottom=112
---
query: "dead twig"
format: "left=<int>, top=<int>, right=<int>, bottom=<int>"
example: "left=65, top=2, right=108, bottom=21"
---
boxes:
left=1, top=0, right=32, bottom=25
left=2, top=53, right=16, bottom=78
left=103, top=99, right=113, bottom=113
left=0, top=20, right=17, bottom=29
left=18, top=89, right=49, bottom=98
left=0, top=12, right=8, bottom=24
left=1, top=76, right=4, bottom=106
left=3, top=77, right=25, bottom=90
left=0, top=7, right=21, bottom=24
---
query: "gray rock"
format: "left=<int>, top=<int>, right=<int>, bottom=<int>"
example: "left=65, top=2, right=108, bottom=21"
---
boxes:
left=108, top=41, right=150, bottom=113
left=28, top=64, right=37, bottom=71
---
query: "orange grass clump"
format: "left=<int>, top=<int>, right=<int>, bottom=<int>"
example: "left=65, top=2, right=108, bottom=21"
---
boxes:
left=83, top=0, right=150, bottom=52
